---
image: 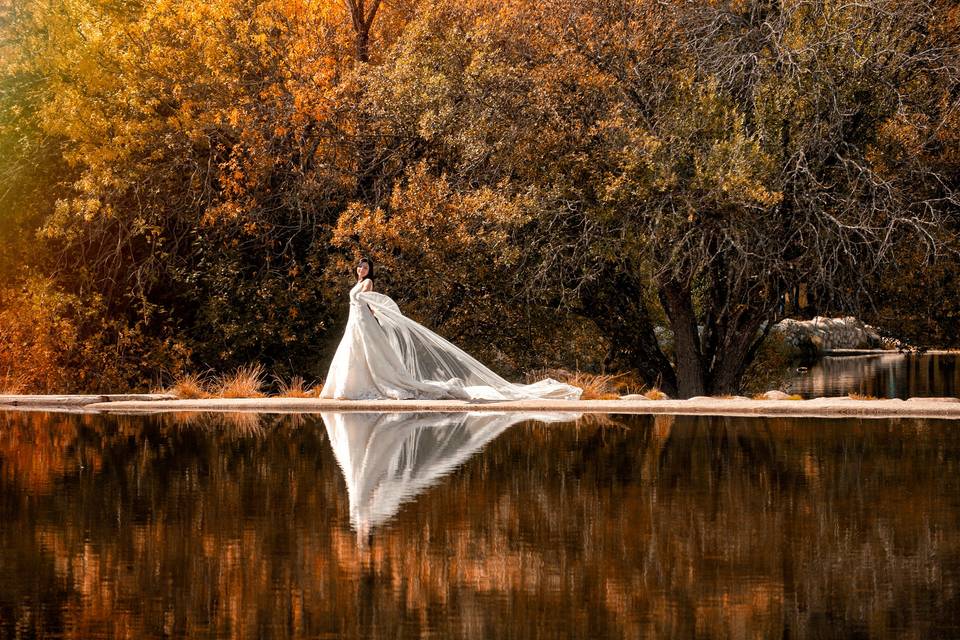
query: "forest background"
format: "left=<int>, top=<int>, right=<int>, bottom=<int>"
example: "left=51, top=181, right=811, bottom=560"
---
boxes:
left=1, top=0, right=958, bottom=398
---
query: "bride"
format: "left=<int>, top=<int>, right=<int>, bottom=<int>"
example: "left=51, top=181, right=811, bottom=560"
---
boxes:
left=319, top=257, right=582, bottom=401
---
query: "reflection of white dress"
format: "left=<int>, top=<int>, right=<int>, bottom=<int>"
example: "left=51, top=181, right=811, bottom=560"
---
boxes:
left=320, top=411, right=581, bottom=537
left=319, top=279, right=582, bottom=401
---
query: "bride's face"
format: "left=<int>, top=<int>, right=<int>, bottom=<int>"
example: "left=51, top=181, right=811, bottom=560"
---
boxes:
left=356, top=261, right=369, bottom=279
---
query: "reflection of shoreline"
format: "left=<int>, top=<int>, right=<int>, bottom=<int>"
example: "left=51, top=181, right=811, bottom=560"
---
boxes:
left=320, top=411, right=581, bottom=545
left=786, top=353, right=960, bottom=399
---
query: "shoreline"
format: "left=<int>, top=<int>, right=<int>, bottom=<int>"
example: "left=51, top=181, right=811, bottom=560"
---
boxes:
left=3, top=394, right=960, bottom=419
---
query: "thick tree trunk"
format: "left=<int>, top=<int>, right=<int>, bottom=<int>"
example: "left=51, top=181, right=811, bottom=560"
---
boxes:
left=659, top=281, right=707, bottom=397
left=579, top=267, right=678, bottom=396
left=356, top=30, right=370, bottom=63
left=708, top=309, right=770, bottom=395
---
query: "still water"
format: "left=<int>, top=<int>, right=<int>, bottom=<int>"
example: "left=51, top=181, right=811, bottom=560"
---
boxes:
left=1, top=409, right=959, bottom=638
left=786, top=352, right=960, bottom=398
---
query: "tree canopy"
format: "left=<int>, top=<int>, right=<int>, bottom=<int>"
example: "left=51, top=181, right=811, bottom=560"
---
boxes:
left=1, top=0, right=958, bottom=395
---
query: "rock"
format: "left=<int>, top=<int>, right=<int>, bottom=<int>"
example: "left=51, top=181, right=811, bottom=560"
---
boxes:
left=770, top=315, right=892, bottom=355
left=0, top=394, right=179, bottom=407
left=907, top=397, right=960, bottom=403
left=619, top=394, right=652, bottom=401
left=761, top=390, right=792, bottom=400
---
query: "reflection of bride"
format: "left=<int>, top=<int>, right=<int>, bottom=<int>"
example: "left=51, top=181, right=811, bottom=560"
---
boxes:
left=320, top=411, right=580, bottom=538
left=319, top=257, right=583, bottom=401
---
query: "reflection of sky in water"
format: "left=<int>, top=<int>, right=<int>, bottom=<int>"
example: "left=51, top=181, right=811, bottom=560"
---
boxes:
left=785, top=353, right=960, bottom=398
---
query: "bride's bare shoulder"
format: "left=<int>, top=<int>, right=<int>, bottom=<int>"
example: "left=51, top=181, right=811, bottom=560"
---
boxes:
left=360, top=278, right=374, bottom=292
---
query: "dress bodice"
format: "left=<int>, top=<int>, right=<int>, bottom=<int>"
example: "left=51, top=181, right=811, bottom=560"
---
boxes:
left=349, top=279, right=366, bottom=305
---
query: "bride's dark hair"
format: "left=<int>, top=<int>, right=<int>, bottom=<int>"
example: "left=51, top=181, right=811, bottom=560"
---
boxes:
left=357, top=256, right=374, bottom=282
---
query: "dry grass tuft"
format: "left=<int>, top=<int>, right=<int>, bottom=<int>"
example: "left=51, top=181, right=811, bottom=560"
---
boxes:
left=848, top=392, right=878, bottom=400
left=564, top=372, right=626, bottom=400
left=643, top=388, right=669, bottom=400
left=274, top=374, right=315, bottom=398
left=606, top=371, right=647, bottom=396
left=167, top=371, right=214, bottom=399
left=525, top=368, right=651, bottom=400
left=212, top=363, right=268, bottom=398
left=166, top=366, right=323, bottom=399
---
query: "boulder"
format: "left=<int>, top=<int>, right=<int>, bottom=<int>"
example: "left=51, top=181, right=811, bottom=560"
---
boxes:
left=761, top=390, right=793, bottom=400
left=770, top=316, right=887, bottom=356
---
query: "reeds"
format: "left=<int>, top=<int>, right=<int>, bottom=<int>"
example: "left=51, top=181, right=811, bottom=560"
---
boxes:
left=165, top=364, right=329, bottom=398
left=0, top=370, right=30, bottom=394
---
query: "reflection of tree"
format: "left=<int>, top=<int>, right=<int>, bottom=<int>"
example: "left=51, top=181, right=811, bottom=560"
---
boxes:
left=787, top=353, right=960, bottom=399
left=1, top=411, right=959, bottom=638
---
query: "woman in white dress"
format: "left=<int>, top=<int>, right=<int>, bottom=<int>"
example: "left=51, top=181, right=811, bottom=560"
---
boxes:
left=319, top=257, right=582, bottom=401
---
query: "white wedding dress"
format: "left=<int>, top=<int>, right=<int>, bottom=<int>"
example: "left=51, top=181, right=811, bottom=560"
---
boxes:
left=319, top=279, right=582, bottom=401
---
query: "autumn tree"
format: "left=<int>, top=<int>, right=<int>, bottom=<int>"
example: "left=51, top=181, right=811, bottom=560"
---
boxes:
left=0, top=0, right=407, bottom=390
left=543, top=0, right=960, bottom=396
left=332, top=0, right=960, bottom=397
left=2, top=0, right=959, bottom=394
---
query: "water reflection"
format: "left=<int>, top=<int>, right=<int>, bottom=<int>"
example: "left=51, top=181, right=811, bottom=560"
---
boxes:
left=786, top=352, right=960, bottom=398
left=321, top=411, right=579, bottom=542
left=1, top=409, right=959, bottom=638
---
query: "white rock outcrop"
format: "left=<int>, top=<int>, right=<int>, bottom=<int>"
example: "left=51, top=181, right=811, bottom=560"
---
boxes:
left=771, top=316, right=884, bottom=354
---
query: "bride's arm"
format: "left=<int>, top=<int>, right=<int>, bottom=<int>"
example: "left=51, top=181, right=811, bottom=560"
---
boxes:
left=360, top=279, right=375, bottom=315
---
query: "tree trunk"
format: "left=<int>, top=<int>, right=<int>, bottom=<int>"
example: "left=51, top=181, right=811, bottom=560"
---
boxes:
left=708, top=310, right=768, bottom=395
left=659, top=281, right=706, bottom=397
left=356, top=30, right=370, bottom=63
left=578, top=267, right=678, bottom=396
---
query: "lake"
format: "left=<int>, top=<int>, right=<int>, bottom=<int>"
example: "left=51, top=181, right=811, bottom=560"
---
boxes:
left=785, top=352, right=960, bottom=398
left=1, top=409, right=959, bottom=638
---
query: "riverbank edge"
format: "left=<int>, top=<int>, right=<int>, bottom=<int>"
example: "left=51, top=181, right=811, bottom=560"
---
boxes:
left=3, top=394, right=960, bottom=419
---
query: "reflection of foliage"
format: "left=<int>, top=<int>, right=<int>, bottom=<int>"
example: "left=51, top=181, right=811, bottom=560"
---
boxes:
left=1, top=411, right=959, bottom=637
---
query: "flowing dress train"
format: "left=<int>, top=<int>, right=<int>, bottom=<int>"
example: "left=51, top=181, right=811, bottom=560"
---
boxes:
left=319, top=279, right=582, bottom=401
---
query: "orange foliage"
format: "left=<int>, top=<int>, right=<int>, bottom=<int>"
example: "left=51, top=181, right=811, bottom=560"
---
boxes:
left=0, top=274, right=79, bottom=393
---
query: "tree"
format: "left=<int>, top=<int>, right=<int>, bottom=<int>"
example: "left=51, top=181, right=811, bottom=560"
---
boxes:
left=0, top=0, right=401, bottom=390
left=334, top=0, right=960, bottom=396
left=541, top=0, right=960, bottom=396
